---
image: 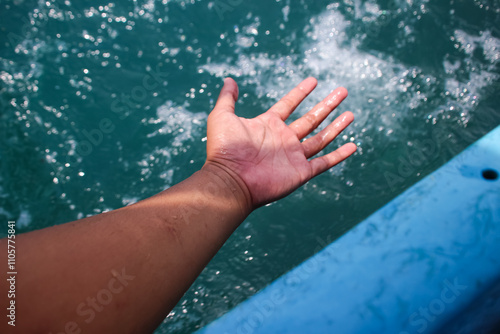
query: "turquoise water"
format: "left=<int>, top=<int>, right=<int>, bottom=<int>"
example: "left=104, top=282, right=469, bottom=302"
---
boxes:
left=0, top=0, right=499, bottom=333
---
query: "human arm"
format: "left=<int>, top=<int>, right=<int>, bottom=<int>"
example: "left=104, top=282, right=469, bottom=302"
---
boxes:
left=0, top=77, right=355, bottom=334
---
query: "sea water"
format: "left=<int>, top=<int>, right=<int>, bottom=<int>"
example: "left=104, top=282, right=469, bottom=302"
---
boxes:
left=0, top=0, right=499, bottom=333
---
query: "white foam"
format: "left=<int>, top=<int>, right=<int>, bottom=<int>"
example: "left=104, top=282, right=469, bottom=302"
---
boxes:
left=200, top=10, right=429, bottom=139
left=148, top=100, right=207, bottom=147
left=17, top=210, right=32, bottom=228
left=441, top=29, right=500, bottom=123
left=200, top=5, right=499, bottom=144
left=122, top=196, right=140, bottom=206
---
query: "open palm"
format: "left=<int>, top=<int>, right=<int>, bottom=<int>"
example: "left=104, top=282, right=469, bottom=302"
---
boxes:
left=204, top=77, right=356, bottom=208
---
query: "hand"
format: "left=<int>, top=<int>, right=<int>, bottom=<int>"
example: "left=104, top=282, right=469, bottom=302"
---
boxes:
left=204, top=77, right=356, bottom=208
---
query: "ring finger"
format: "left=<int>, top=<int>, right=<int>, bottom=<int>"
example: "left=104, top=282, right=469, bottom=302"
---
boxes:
left=302, top=111, right=354, bottom=158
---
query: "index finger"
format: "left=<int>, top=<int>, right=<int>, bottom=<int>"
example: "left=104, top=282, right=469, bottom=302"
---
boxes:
left=268, top=77, right=317, bottom=121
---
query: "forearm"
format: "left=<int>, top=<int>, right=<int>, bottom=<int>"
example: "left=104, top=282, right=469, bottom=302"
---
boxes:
left=2, top=163, right=251, bottom=334
left=0, top=76, right=355, bottom=334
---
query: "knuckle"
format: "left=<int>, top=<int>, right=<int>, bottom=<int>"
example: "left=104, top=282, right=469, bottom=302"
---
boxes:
left=303, top=113, right=318, bottom=127
left=279, top=97, right=295, bottom=109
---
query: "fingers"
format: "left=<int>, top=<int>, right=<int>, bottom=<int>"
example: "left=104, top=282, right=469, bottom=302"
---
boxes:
left=212, top=78, right=239, bottom=116
left=269, top=77, right=317, bottom=121
left=310, top=142, right=357, bottom=176
left=290, top=87, right=348, bottom=140
left=302, top=111, right=354, bottom=158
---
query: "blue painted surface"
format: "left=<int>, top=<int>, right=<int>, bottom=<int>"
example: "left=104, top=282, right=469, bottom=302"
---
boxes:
left=198, top=126, right=500, bottom=334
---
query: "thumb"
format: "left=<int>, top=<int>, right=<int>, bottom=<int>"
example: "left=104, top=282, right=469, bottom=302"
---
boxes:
left=213, top=77, right=239, bottom=115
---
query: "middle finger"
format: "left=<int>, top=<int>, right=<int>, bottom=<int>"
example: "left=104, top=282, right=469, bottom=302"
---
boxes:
left=289, top=87, right=348, bottom=140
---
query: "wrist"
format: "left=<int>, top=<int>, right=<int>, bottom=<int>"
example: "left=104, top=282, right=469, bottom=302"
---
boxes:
left=200, top=161, right=254, bottom=216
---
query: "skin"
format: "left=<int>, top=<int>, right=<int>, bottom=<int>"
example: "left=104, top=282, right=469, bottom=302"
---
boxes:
left=0, top=77, right=356, bottom=334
